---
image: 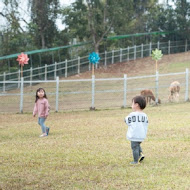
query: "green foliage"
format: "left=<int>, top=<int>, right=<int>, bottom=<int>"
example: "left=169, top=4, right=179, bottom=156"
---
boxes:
left=146, top=6, right=177, bottom=37
left=29, top=0, right=59, bottom=48
left=175, top=0, right=190, bottom=39
left=62, top=0, right=89, bottom=41
left=1, top=0, right=190, bottom=70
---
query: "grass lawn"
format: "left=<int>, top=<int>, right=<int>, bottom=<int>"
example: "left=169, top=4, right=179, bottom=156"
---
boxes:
left=0, top=102, right=190, bottom=189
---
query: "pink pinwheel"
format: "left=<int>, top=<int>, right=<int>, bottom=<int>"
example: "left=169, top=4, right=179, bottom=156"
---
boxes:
left=16, top=52, right=29, bottom=78
left=17, top=52, right=29, bottom=66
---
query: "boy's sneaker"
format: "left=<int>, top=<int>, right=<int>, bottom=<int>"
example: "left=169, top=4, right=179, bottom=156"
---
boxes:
left=39, top=134, right=47, bottom=137
left=130, top=161, right=139, bottom=165
left=139, top=153, right=145, bottom=162
left=46, top=128, right=50, bottom=135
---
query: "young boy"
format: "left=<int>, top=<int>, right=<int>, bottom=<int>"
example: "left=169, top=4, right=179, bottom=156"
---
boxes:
left=124, top=96, right=148, bottom=165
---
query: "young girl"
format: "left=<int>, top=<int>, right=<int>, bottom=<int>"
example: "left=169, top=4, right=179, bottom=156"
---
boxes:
left=33, top=88, right=50, bottom=137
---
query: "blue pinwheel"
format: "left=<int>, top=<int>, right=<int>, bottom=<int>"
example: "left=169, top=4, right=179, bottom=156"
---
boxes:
left=88, top=52, right=100, bottom=76
left=88, top=52, right=100, bottom=64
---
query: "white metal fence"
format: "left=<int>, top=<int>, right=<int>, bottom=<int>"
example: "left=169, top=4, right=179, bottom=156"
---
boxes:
left=0, top=39, right=189, bottom=92
left=0, top=69, right=189, bottom=113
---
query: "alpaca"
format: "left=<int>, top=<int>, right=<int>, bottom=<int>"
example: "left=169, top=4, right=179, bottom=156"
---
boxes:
left=140, top=89, right=161, bottom=104
left=169, top=81, right=180, bottom=102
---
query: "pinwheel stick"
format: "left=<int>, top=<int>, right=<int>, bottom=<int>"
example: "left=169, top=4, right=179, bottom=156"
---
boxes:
left=21, top=65, right=23, bottom=78
left=92, top=64, right=94, bottom=76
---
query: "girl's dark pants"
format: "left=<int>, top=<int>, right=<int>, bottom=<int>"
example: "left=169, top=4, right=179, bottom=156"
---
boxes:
left=131, top=141, right=142, bottom=162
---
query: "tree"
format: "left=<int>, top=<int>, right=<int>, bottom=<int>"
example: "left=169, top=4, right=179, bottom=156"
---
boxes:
left=63, top=0, right=133, bottom=52
left=29, top=0, right=59, bottom=48
left=146, top=5, right=177, bottom=32
left=62, top=0, right=163, bottom=52
left=175, top=0, right=190, bottom=39
left=0, top=0, right=31, bottom=57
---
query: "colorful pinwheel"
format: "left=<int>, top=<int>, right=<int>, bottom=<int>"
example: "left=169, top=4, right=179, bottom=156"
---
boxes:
left=88, top=52, right=100, bottom=64
left=16, top=52, right=29, bottom=77
left=88, top=52, right=100, bottom=75
left=151, top=49, right=163, bottom=72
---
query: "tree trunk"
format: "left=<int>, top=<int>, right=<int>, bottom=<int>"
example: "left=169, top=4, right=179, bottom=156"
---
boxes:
left=41, top=32, right=45, bottom=49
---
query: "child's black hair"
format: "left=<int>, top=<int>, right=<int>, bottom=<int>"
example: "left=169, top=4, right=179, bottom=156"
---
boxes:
left=132, top=95, right=146, bottom=110
left=35, top=88, right=47, bottom=103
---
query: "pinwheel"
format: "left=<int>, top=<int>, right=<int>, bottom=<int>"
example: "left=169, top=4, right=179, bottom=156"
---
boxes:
left=88, top=52, right=100, bottom=75
left=151, top=49, right=163, bottom=72
left=16, top=52, right=29, bottom=78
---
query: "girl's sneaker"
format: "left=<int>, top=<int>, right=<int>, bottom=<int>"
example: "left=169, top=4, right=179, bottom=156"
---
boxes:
left=130, top=161, right=139, bottom=165
left=46, top=127, right=50, bottom=135
left=39, top=134, right=47, bottom=137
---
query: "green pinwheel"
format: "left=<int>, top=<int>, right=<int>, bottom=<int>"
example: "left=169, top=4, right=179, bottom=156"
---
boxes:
left=151, top=48, right=163, bottom=72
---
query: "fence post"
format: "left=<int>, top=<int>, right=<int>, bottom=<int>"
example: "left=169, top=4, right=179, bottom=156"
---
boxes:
left=120, top=48, right=122, bottom=62
left=38, top=66, right=40, bottom=79
left=54, top=62, right=57, bottom=79
left=134, top=45, right=136, bottom=60
left=89, top=60, right=91, bottom=71
left=20, top=77, right=24, bottom=113
left=90, top=75, right=95, bottom=110
left=104, top=51, right=107, bottom=67
left=45, top=64, right=47, bottom=80
left=3, top=72, right=6, bottom=92
left=112, top=50, right=114, bottom=64
left=127, top=46, right=129, bottom=62
left=168, top=40, right=170, bottom=54
left=18, top=70, right=20, bottom=88
left=30, top=67, right=33, bottom=86
left=149, top=42, right=152, bottom=56
left=55, top=76, right=59, bottom=112
left=65, top=59, right=68, bottom=78
left=123, top=74, right=127, bottom=108
left=78, top=56, right=80, bottom=74
left=185, top=39, right=187, bottom=52
left=155, top=71, right=159, bottom=104
left=141, top=44, right=143, bottom=58
left=157, top=41, right=160, bottom=49
left=185, top=68, right=189, bottom=101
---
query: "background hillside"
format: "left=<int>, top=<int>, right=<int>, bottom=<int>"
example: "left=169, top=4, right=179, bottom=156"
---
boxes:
left=69, top=51, right=190, bottom=79
left=1, top=51, right=190, bottom=113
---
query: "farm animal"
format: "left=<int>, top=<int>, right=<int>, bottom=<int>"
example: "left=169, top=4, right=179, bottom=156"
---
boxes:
left=168, top=81, right=180, bottom=102
left=140, top=89, right=161, bottom=104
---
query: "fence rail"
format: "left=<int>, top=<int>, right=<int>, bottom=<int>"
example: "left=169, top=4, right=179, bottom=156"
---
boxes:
left=0, top=39, right=190, bottom=92
left=0, top=69, right=189, bottom=113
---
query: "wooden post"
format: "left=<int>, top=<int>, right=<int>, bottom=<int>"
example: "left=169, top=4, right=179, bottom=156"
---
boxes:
left=21, top=65, right=23, bottom=78
left=156, top=60, right=158, bottom=72
left=92, top=64, right=94, bottom=76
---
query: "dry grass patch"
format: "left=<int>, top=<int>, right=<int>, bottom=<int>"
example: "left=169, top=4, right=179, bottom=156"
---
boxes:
left=0, top=103, right=190, bottom=189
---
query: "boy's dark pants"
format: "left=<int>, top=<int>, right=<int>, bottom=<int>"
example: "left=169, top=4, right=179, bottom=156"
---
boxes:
left=131, top=141, right=142, bottom=162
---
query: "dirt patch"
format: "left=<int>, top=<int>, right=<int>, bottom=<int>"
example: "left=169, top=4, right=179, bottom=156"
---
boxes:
left=66, top=51, right=190, bottom=79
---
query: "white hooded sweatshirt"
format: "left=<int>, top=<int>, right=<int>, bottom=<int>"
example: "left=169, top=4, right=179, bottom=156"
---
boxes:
left=125, top=111, right=148, bottom=142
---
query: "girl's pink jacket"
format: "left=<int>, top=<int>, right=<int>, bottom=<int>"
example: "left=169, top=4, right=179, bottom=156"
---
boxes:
left=33, top=98, right=50, bottom=118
